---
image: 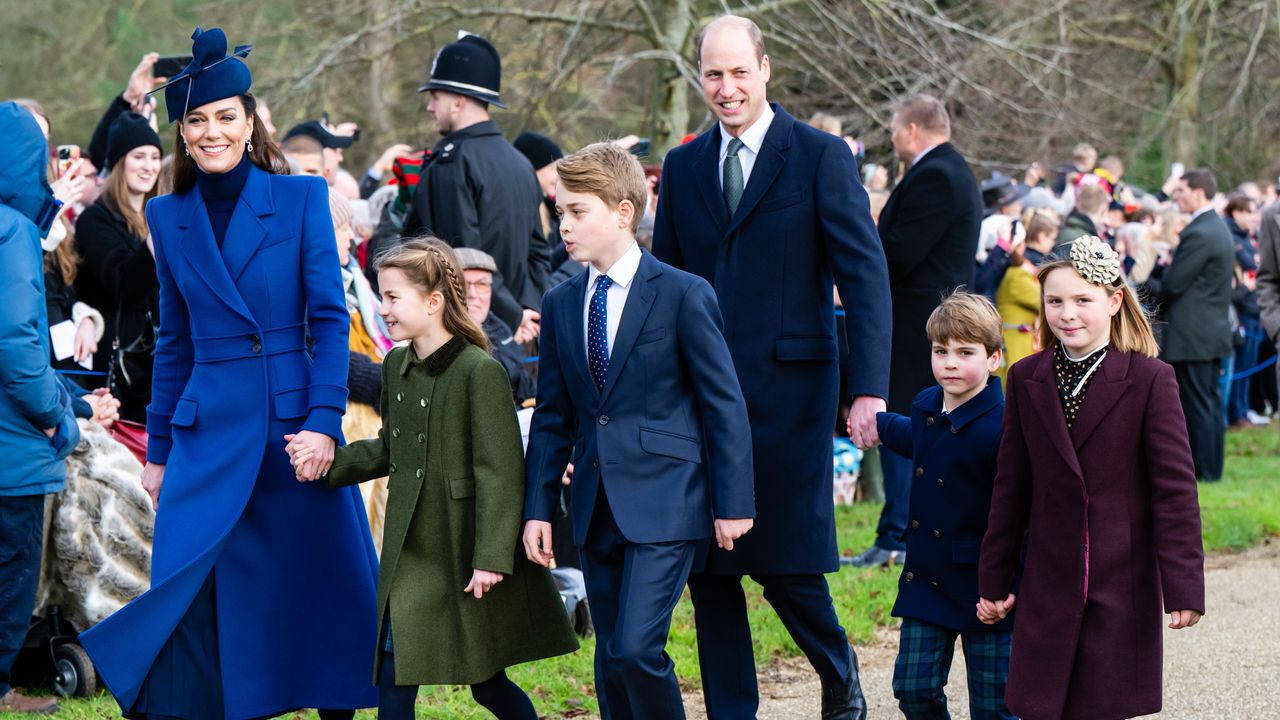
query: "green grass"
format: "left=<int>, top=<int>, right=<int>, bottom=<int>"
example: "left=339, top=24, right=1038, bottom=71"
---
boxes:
left=35, top=427, right=1280, bottom=717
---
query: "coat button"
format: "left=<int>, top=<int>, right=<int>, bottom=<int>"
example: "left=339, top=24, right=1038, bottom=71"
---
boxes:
left=248, top=334, right=262, bottom=353
left=936, top=478, right=945, bottom=488
left=420, top=398, right=427, bottom=407
left=416, top=468, right=424, bottom=479
left=905, top=572, right=915, bottom=582
left=397, top=392, right=403, bottom=402
left=914, top=467, right=924, bottom=477
left=592, top=459, right=599, bottom=468
left=599, top=415, right=610, bottom=426
left=392, top=428, right=401, bottom=438
left=931, top=580, right=940, bottom=589
left=950, top=426, right=958, bottom=434
left=389, top=463, right=397, bottom=474
left=417, top=433, right=425, bottom=444
left=926, top=416, right=934, bottom=426
left=910, top=520, right=919, bottom=529
left=932, top=530, right=941, bottom=538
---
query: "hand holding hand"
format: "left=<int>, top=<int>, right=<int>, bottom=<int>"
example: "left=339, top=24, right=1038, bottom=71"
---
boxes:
left=87, top=389, right=121, bottom=429
left=464, top=569, right=505, bottom=599
left=976, top=593, right=1016, bottom=624
left=522, top=520, right=555, bottom=567
left=141, top=462, right=165, bottom=511
left=283, top=431, right=335, bottom=482
left=1168, top=609, right=1202, bottom=630
left=847, top=395, right=886, bottom=449
left=514, top=309, right=541, bottom=344
left=714, top=518, right=754, bottom=551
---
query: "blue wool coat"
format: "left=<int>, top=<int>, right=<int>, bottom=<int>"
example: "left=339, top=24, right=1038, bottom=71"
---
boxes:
left=877, top=380, right=1012, bottom=632
left=81, top=166, right=379, bottom=719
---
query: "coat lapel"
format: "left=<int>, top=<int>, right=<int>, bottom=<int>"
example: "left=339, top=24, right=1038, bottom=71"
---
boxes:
left=220, top=166, right=274, bottom=283
left=694, top=130, right=730, bottom=232
left=1068, top=348, right=1133, bottom=450
left=561, top=270, right=599, bottom=401
left=724, top=106, right=792, bottom=237
left=599, top=254, right=660, bottom=404
left=1025, top=350, right=1084, bottom=478
left=176, top=190, right=255, bottom=324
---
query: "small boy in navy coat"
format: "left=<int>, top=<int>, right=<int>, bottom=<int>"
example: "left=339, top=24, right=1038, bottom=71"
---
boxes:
left=523, top=142, right=755, bottom=719
left=874, top=292, right=1016, bottom=720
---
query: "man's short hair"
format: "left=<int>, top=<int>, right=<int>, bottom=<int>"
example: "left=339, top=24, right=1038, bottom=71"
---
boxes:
left=1072, top=143, right=1098, bottom=167
left=1183, top=168, right=1218, bottom=198
left=556, top=142, right=649, bottom=233
left=281, top=133, right=324, bottom=157
left=893, top=94, right=950, bottom=138
left=695, top=15, right=766, bottom=67
left=926, top=291, right=1003, bottom=356
left=1076, top=184, right=1110, bottom=216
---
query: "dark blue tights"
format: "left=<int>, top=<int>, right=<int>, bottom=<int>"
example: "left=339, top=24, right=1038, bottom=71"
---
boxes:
left=378, top=652, right=536, bottom=720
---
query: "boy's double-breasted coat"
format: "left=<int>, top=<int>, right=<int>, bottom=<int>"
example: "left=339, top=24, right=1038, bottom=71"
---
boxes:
left=81, top=166, right=380, bottom=719
left=979, top=347, right=1205, bottom=720
left=329, top=339, right=578, bottom=685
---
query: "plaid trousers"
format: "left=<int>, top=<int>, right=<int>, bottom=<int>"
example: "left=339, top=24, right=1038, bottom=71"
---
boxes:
left=892, top=617, right=1017, bottom=720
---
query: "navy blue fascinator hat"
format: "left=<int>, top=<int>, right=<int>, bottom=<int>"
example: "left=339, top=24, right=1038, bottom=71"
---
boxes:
left=155, top=27, right=253, bottom=124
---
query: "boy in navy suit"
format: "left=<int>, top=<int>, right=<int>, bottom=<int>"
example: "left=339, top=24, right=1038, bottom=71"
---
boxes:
left=524, top=142, right=755, bottom=719
left=874, top=293, right=1015, bottom=720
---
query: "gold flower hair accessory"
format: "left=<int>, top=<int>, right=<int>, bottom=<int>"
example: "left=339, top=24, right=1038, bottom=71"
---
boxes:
left=1069, top=235, right=1122, bottom=286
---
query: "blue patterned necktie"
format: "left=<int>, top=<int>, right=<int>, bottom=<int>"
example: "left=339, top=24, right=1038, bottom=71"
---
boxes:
left=588, top=274, right=614, bottom=391
left=723, top=137, right=745, bottom=216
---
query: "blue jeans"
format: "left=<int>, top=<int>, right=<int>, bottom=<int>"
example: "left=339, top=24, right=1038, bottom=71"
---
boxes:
left=1230, top=316, right=1263, bottom=423
left=0, top=494, right=46, bottom=698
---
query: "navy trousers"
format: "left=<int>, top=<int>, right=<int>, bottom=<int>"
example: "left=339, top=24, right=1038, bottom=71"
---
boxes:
left=0, top=494, right=45, bottom=698
left=689, top=572, right=854, bottom=719
left=1173, top=359, right=1226, bottom=481
left=580, top=488, right=697, bottom=720
left=875, top=448, right=912, bottom=552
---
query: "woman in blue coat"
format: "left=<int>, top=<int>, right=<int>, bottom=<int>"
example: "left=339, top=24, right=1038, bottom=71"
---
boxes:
left=81, top=28, right=379, bottom=720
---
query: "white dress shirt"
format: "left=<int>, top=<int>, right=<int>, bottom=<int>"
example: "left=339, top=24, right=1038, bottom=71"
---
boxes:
left=583, top=242, right=643, bottom=361
left=1190, top=204, right=1216, bottom=222
left=911, top=143, right=942, bottom=168
left=718, top=104, right=776, bottom=191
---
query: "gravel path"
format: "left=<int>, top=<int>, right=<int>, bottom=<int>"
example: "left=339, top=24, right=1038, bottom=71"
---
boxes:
left=680, top=540, right=1280, bottom=719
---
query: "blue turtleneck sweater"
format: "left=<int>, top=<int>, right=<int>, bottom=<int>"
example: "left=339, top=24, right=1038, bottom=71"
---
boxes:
left=195, top=155, right=252, bottom=249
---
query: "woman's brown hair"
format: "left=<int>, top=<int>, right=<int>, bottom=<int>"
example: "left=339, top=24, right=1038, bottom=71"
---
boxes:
left=102, top=156, right=159, bottom=240
left=171, top=93, right=288, bottom=194
left=1035, top=259, right=1159, bottom=357
left=375, top=237, right=489, bottom=352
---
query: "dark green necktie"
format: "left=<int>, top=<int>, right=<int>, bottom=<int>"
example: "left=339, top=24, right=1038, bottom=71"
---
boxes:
left=723, top=137, right=744, bottom=216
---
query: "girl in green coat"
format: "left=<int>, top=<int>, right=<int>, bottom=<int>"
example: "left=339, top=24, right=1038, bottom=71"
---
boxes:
left=289, top=238, right=577, bottom=719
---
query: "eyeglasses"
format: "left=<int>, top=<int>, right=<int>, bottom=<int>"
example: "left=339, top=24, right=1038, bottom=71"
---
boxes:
left=466, top=279, right=492, bottom=295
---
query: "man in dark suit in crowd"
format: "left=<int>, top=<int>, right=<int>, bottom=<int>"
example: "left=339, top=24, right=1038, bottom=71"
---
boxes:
left=850, top=95, right=982, bottom=569
left=1159, top=168, right=1235, bottom=481
left=1257, top=194, right=1280, bottom=410
left=653, top=15, right=892, bottom=720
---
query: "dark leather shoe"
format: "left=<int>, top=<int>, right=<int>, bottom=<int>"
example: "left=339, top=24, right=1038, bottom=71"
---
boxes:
left=820, top=645, right=867, bottom=720
left=846, top=544, right=905, bottom=568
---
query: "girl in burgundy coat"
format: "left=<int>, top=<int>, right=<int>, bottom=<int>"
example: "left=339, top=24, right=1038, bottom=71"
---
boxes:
left=977, top=236, right=1205, bottom=720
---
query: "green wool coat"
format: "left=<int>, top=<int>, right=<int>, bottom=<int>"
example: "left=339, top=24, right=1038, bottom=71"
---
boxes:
left=329, top=337, right=578, bottom=685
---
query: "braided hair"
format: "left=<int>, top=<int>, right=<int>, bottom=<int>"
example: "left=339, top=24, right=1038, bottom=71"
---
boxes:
left=375, top=236, right=490, bottom=352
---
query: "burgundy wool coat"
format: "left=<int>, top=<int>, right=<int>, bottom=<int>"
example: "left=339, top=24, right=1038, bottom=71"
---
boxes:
left=979, top=346, right=1205, bottom=720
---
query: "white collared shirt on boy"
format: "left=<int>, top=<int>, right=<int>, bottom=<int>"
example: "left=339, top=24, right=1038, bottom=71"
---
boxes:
left=583, top=241, right=643, bottom=361
left=717, top=103, right=776, bottom=190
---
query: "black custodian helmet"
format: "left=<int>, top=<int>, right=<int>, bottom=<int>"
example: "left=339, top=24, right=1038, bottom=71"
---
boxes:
left=417, top=32, right=506, bottom=109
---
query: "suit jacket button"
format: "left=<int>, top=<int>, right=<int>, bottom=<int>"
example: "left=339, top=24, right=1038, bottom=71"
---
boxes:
left=932, top=530, right=941, bottom=538
left=592, top=459, right=599, bottom=468
left=905, top=572, right=915, bottom=582
left=926, top=416, right=934, bottom=426
left=950, top=426, right=958, bottom=434
left=936, top=478, right=944, bottom=487
left=914, top=467, right=924, bottom=477
left=599, top=415, right=610, bottom=426
left=931, top=580, right=940, bottom=589
left=910, top=520, right=919, bottom=529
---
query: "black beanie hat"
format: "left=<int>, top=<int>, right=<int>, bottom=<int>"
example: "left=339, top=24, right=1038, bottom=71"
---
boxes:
left=514, top=132, right=563, bottom=171
left=106, top=112, right=163, bottom=170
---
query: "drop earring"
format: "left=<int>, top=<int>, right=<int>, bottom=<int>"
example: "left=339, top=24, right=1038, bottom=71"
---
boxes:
left=183, top=142, right=190, bottom=156
left=246, top=138, right=254, bottom=153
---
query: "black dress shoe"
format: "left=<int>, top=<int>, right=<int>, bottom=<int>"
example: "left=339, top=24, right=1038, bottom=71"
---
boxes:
left=820, top=645, right=868, bottom=720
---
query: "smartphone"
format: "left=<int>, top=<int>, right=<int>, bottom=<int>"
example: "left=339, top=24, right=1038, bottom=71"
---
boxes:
left=1170, top=162, right=1185, bottom=178
left=629, top=138, right=652, bottom=158
left=153, top=55, right=193, bottom=78
left=56, top=145, right=81, bottom=175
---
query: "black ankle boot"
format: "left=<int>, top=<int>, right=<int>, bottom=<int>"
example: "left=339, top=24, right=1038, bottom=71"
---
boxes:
left=820, top=645, right=867, bottom=720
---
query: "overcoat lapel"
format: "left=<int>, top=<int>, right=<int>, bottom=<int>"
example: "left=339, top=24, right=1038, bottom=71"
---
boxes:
left=1025, top=350, right=1084, bottom=478
left=175, top=189, right=255, bottom=324
left=599, top=255, right=660, bottom=404
left=221, top=166, right=274, bottom=283
left=695, top=131, right=730, bottom=232
left=724, top=108, right=792, bottom=237
left=1068, top=348, right=1133, bottom=450
left=562, top=271, right=599, bottom=402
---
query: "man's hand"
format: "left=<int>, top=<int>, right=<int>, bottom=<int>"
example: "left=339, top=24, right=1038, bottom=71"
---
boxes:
left=514, top=309, right=541, bottom=344
left=714, top=518, right=754, bottom=551
left=847, top=395, right=886, bottom=449
left=561, top=462, right=574, bottom=486
left=1168, top=609, right=1202, bottom=630
left=464, top=569, right=505, bottom=599
left=141, top=462, right=165, bottom=511
left=522, top=520, right=555, bottom=567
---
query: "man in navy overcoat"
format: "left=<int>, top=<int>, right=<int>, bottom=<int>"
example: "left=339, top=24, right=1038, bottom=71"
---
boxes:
left=652, top=15, right=892, bottom=720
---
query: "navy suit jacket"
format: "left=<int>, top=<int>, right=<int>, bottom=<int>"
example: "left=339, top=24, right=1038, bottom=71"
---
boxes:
left=524, top=250, right=754, bottom=546
left=877, top=380, right=1012, bottom=632
left=652, top=104, right=891, bottom=574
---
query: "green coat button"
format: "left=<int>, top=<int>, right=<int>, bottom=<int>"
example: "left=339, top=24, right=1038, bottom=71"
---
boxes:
left=392, top=428, right=401, bottom=438
left=420, top=398, right=427, bottom=407
left=416, top=468, right=424, bottom=478
left=417, top=433, right=425, bottom=443
left=397, top=392, right=403, bottom=402
left=389, top=463, right=397, bottom=474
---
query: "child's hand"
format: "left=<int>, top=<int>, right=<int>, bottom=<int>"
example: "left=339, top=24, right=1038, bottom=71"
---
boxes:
left=522, top=520, right=555, bottom=567
left=976, top=593, right=1016, bottom=624
left=1168, top=609, right=1202, bottom=630
left=714, top=518, right=754, bottom=551
left=464, top=569, right=504, bottom=599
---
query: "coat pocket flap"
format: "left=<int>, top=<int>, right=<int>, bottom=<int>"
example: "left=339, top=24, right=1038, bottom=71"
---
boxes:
left=774, top=335, right=837, bottom=362
left=951, top=541, right=980, bottom=565
left=636, top=327, right=667, bottom=346
left=171, top=397, right=198, bottom=428
left=449, top=475, right=476, bottom=499
left=639, top=427, right=701, bottom=463
left=274, top=388, right=309, bottom=420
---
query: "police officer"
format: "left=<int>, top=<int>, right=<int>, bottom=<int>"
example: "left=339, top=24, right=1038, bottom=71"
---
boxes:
left=403, top=33, right=549, bottom=339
